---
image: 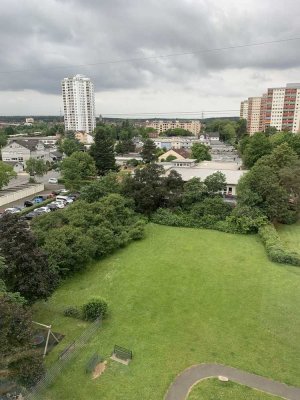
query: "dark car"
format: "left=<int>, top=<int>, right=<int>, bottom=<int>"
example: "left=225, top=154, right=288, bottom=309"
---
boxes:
left=68, top=192, right=80, bottom=201
left=48, top=203, right=59, bottom=211
left=24, top=196, right=46, bottom=207
left=25, top=211, right=38, bottom=220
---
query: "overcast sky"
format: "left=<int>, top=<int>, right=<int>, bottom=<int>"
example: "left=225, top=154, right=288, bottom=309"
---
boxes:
left=0, top=0, right=300, bottom=117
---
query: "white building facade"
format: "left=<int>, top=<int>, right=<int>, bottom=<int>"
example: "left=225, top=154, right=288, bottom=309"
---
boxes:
left=62, top=74, right=96, bottom=134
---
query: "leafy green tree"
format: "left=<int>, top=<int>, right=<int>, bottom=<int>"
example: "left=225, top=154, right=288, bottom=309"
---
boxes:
left=163, top=170, right=184, bottom=207
left=25, top=158, right=48, bottom=177
left=60, top=137, right=84, bottom=156
left=0, top=295, right=45, bottom=387
left=122, top=164, right=165, bottom=214
left=204, top=172, right=226, bottom=194
left=61, top=151, right=96, bottom=190
left=80, top=172, right=120, bottom=203
left=0, top=161, right=16, bottom=189
left=4, top=126, right=15, bottom=136
left=0, top=213, right=58, bottom=303
left=236, top=119, right=247, bottom=140
left=90, top=126, right=117, bottom=175
left=237, top=144, right=299, bottom=223
left=221, top=123, right=236, bottom=143
left=265, top=126, right=278, bottom=136
left=182, top=177, right=208, bottom=208
left=141, top=139, right=158, bottom=163
left=115, top=138, right=135, bottom=154
left=163, top=128, right=192, bottom=137
left=0, top=131, right=8, bottom=148
left=242, top=132, right=272, bottom=168
left=166, top=155, right=177, bottom=162
left=191, top=197, right=232, bottom=220
left=191, top=143, right=211, bottom=162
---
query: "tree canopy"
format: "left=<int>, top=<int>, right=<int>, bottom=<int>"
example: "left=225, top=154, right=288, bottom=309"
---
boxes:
left=0, top=161, right=16, bottom=189
left=61, top=151, right=97, bottom=190
left=141, top=139, right=158, bottom=163
left=25, top=158, right=48, bottom=177
left=191, top=143, right=211, bottom=162
left=90, top=126, right=117, bottom=175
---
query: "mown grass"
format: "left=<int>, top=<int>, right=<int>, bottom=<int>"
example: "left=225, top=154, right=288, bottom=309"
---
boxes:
left=187, top=378, right=282, bottom=399
left=33, top=224, right=300, bottom=400
left=277, top=221, right=300, bottom=253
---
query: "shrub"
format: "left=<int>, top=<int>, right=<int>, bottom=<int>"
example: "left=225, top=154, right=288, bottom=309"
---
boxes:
left=63, top=306, right=82, bottom=319
left=82, top=298, right=108, bottom=321
left=10, top=352, right=45, bottom=387
left=129, top=220, right=146, bottom=240
left=258, top=224, right=300, bottom=266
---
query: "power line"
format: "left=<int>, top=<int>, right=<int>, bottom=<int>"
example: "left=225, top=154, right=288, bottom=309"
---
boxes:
left=102, top=109, right=240, bottom=116
left=0, top=36, right=300, bottom=74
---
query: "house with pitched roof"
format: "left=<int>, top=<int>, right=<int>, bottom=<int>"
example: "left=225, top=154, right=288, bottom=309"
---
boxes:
left=1, top=139, right=52, bottom=167
left=158, top=148, right=190, bottom=162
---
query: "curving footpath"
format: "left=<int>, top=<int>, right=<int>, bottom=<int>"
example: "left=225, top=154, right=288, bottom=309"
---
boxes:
left=165, top=364, right=300, bottom=400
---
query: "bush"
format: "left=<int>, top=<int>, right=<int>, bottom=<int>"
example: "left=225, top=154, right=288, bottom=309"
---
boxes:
left=10, top=352, right=45, bottom=387
left=128, top=220, right=146, bottom=240
left=258, top=224, right=300, bottom=266
left=82, top=298, right=108, bottom=321
left=63, top=306, right=82, bottom=319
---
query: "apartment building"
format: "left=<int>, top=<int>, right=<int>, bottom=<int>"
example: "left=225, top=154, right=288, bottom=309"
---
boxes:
left=240, top=100, right=248, bottom=120
left=145, top=120, right=201, bottom=136
left=242, top=83, right=300, bottom=134
left=247, top=97, right=262, bottom=135
left=1, top=139, right=52, bottom=166
left=153, top=137, right=203, bottom=150
left=62, top=74, right=96, bottom=134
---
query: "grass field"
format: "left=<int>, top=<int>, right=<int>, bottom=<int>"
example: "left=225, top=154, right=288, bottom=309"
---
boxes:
left=187, top=378, right=281, bottom=400
left=33, top=224, right=300, bottom=400
left=277, top=221, right=300, bottom=253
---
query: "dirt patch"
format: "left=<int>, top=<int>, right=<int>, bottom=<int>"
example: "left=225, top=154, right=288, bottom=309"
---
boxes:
left=92, top=361, right=107, bottom=379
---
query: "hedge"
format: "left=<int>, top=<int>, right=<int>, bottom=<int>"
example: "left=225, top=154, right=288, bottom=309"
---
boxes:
left=19, top=198, right=53, bottom=216
left=258, top=223, right=300, bottom=266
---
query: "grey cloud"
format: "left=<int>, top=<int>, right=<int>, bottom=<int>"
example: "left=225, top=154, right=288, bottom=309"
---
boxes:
left=0, top=0, right=299, bottom=96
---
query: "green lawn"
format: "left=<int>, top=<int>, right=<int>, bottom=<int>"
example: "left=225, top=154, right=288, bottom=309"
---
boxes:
left=277, top=221, right=300, bottom=253
left=187, top=378, right=281, bottom=400
left=33, top=224, right=300, bottom=400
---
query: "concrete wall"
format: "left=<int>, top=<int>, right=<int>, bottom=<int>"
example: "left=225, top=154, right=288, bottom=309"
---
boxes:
left=0, top=183, right=44, bottom=207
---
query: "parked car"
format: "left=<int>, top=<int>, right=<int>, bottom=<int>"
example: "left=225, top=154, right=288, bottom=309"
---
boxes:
left=48, top=178, right=58, bottom=184
left=47, top=203, right=59, bottom=211
left=35, top=206, right=51, bottom=214
left=50, top=201, right=65, bottom=209
left=25, top=211, right=38, bottom=220
left=68, top=192, right=80, bottom=201
left=59, top=188, right=69, bottom=195
left=24, top=196, right=45, bottom=207
left=4, top=207, right=22, bottom=214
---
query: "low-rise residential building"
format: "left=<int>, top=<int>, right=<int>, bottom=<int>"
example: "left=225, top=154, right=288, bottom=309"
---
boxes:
left=165, top=161, right=247, bottom=196
left=158, top=148, right=190, bottom=162
left=1, top=139, right=52, bottom=166
left=153, top=137, right=203, bottom=150
left=75, top=131, right=95, bottom=145
left=145, top=119, right=201, bottom=136
left=115, top=153, right=143, bottom=166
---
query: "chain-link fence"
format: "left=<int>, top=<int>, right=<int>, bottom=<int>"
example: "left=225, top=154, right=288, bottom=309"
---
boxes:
left=26, top=318, right=101, bottom=400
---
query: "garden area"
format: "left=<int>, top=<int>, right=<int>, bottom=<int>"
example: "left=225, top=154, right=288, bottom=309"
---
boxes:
left=32, top=224, right=300, bottom=399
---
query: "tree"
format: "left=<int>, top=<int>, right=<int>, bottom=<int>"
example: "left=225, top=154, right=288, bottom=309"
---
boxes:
left=163, top=128, right=192, bottom=137
left=90, top=126, right=117, bottom=175
left=191, top=197, right=232, bottom=220
left=0, top=213, right=58, bottom=303
left=221, top=123, right=236, bottom=143
left=237, top=144, right=300, bottom=223
left=60, top=137, right=84, bottom=156
left=61, top=151, right=97, bottom=190
left=0, top=131, right=8, bottom=148
left=163, top=170, right=184, bottom=207
left=191, top=143, right=211, bottom=162
left=25, top=158, right=48, bottom=178
left=141, top=139, right=158, bottom=163
left=204, top=172, right=226, bottom=194
left=242, top=132, right=272, bottom=168
left=236, top=119, right=247, bottom=141
left=182, top=177, right=208, bottom=208
left=0, top=295, right=45, bottom=387
left=0, top=161, right=16, bottom=189
left=122, top=164, right=165, bottom=214
left=166, top=155, right=177, bottom=162
left=115, top=138, right=135, bottom=154
left=80, top=172, right=120, bottom=203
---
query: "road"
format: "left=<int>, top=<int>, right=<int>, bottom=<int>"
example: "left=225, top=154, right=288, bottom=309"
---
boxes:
left=3, top=171, right=60, bottom=189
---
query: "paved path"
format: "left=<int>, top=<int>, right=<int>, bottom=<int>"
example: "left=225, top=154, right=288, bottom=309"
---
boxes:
left=165, top=364, right=300, bottom=400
